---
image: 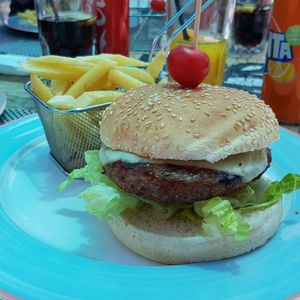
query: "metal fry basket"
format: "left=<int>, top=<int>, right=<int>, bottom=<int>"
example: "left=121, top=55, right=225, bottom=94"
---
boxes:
left=25, top=82, right=110, bottom=173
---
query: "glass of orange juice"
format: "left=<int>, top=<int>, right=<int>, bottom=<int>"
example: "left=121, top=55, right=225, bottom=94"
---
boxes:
left=169, top=0, right=235, bottom=85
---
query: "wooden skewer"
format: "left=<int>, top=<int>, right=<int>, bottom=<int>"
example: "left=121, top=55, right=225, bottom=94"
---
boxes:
left=192, top=0, right=203, bottom=49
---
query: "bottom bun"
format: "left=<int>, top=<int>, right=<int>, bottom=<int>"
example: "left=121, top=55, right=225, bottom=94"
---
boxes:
left=108, top=201, right=282, bottom=264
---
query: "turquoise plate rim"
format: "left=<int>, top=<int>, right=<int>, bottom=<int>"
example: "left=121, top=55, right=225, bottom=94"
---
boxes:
left=0, top=115, right=300, bottom=300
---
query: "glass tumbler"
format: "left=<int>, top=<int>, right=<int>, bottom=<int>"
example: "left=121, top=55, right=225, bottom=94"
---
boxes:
left=169, top=0, right=236, bottom=85
left=35, top=0, right=97, bottom=57
left=232, top=0, right=273, bottom=53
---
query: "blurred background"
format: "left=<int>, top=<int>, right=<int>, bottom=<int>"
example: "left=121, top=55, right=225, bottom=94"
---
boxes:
left=1, top=0, right=293, bottom=126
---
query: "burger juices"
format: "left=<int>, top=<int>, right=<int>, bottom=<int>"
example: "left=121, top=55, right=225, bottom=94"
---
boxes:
left=59, top=83, right=300, bottom=264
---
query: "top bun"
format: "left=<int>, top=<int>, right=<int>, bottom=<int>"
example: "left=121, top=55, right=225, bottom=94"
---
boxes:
left=100, top=83, right=279, bottom=163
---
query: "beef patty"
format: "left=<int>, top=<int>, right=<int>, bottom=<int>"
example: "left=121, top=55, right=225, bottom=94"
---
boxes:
left=103, top=150, right=271, bottom=205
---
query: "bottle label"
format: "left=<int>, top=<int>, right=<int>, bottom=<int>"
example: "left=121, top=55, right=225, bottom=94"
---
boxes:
left=267, top=30, right=293, bottom=63
left=264, top=28, right=296, bottom=84
left=261, top=3, right=300, bottom=123
left=286, top=25, right=300, bottom=46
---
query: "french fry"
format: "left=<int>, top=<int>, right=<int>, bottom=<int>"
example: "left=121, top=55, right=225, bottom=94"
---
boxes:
left=108, top=69, right=146, bottom=90
left=22, top=53, right=160, bottom=112
left=85, top=75, right=107, bottom=91
left=65, top=58, right=117, bottom=98
left=86, top=74, right=116, bottom=91
left=21, top=60, right=89, bottom=81
left=31, top=74, right=53, bottom=102
left=78, top=54, right=148, bottom=67
left=102, top=54, right=149, bottom=67
left=115, top=66, right=155, bottom=84
left=147, top=50, right=166, bottom=79
left=51, top=80, right=73, bottom=95
left=74, top=91, right=123, bottom=108
left=32, top=56, right=93, bottom=68
left=17, top=9, right=37, bottom=25
left=102, top=80, right=117, bottom=91
left=48, top=95, right=76, bottom=110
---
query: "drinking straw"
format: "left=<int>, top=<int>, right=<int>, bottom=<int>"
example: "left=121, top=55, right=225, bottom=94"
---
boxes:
left=149, top=0, right=214, bottom=59
left=193, top=0, right=202, bottom=48
left=49, top=0, right=59, bottom=22
left=174, top=0, right=189, bottom=40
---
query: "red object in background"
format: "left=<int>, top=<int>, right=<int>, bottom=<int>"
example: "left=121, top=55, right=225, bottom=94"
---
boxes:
left=95, top=0, right=129, bottom=55
left=167, top=45, right=210, bottom=89
left=261, top=0, right=300, bottom=123
left=150, top=0, right=166, bottom=12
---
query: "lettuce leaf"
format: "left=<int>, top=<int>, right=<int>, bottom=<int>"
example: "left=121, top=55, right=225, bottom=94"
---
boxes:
left=266, top=174, right=300, bottom=201
left=58, top=150, right=300, bottom=241
left=80, top=183, right=140, bottom=220
left=58, top=150, right=140, bottom=219
left=194, top=198, right=250, bottom=241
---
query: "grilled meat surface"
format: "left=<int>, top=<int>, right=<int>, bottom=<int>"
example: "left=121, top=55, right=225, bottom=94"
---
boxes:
left=103, top=149, right=271, bottom=205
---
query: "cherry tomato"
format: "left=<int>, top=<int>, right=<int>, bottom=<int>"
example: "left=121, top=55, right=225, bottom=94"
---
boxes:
left=150, top=0, right=166, bottom=12
left=167, top=45, right=210, bottom=89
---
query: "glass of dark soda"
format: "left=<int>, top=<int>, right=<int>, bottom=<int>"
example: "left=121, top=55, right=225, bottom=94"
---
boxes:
left=35, top=0, right=96, bottom=57
left=232, top=0, right=273, bottom=53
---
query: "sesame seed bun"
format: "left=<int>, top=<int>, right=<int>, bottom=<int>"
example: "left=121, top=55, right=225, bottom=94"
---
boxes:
left=109, top=201, right=282, bottom=264
left=100, top=83, right=279, bottom=163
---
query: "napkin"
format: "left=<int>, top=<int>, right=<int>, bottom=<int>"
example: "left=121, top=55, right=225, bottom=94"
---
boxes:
left=0, top=54, right=29, bottom=76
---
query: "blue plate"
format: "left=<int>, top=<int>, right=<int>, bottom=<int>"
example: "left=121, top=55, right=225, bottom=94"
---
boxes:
left=0, top=115, right=300, bottom=300
left=7, top=15, right=38, bottom=34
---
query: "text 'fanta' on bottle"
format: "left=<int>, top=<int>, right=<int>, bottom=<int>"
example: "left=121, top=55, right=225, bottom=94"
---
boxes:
left=262, top=0, right=300, bottom=123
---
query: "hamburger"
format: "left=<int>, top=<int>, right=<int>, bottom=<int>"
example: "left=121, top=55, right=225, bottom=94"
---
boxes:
left=60, top=83, right=299, bottom=264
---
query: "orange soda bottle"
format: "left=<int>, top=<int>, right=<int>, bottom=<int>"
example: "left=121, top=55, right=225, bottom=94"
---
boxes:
left=261, top=0, right=300, bottom=123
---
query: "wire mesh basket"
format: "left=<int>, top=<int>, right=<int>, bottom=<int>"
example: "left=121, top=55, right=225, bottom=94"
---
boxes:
left=25, top=82, right=110, bottom=173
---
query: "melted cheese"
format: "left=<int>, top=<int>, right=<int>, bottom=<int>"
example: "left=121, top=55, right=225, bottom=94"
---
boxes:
left=99, top=147, right=268, bottom=182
